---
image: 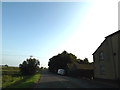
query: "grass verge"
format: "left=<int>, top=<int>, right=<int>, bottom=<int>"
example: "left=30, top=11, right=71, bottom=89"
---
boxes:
left=2, top=75, right=23, bottom=88
left=9, top=71, right=42, bottom=88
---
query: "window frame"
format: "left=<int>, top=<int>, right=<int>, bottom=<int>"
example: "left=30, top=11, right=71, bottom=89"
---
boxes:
left=99, top=51, right=104, bottom=61
left=100, top=65, right=104, bottom=75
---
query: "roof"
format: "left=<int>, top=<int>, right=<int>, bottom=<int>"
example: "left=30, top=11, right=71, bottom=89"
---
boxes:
left=92, top=39, right=106, bottom=55
left=93, top=30, right=120, bottom=55
left=75, top=63, right=93, bottom=70
left=105, top=30, right=120, bottom=38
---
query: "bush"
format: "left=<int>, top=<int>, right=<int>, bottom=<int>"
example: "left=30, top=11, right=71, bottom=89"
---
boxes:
left=76, top=69, right=94, bottom=79
left=19, top=57, right=40, bottom=75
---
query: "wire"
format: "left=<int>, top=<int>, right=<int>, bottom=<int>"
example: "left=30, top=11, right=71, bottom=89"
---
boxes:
left=1, top=54, right=45, bottom=58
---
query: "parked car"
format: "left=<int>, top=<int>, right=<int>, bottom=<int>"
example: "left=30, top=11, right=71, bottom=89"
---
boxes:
left=57, top=69, right=65, bottom=75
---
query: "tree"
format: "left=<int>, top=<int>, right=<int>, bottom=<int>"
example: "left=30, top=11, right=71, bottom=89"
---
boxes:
left=48, top=51, right=77, bottom=73
left=5, top=64, right=8, bottom=67
left=77, top=59, right=84, bottom=64
left=83, top=58, right=89, bottom=64
left=77, top=58, right=90, bottom=64
left=19, top=57, right=40, bottom=75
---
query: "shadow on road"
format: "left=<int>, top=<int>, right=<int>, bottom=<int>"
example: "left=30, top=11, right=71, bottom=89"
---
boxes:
left=35, top=69, right=119, bottom=88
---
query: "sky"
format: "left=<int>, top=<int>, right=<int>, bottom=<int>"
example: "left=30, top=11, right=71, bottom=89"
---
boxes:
left=1, top=0, right=118, bottom=67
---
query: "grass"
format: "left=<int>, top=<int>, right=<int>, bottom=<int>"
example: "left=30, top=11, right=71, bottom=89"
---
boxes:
left=10, top=71, right=41, bottom=88
left=2, top=66, right=23, bottom=88
left=2, top=75, right=23, bottom=88
left=2, top=66, right=42, bottom=88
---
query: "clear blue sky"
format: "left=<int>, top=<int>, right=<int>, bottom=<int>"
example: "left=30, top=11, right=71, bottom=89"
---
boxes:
left=2, top=1, right=117, bottom=67
left=3, top=2, right=91, bottom=67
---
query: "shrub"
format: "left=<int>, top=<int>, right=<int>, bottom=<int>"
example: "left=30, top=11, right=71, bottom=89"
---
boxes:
left=19, top=57, right=40, bottom=75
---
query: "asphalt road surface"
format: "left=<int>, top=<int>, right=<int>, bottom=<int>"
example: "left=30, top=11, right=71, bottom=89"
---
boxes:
left=35, top=69, right=119, bottom=88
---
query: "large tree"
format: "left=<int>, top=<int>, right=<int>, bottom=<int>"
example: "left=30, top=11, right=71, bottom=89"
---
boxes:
left=19, top=57, right=40, bottom=75
left=48, top=51, right=77, bottom=73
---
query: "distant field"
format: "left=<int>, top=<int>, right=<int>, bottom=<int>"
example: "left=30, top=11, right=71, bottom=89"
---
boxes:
left=1, top=66, right=41, bottom=88
left=2, top=66, right=23, bottom=88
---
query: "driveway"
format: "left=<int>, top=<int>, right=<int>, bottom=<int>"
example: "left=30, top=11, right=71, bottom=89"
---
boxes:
left=35, top=69, right=119, bottom=88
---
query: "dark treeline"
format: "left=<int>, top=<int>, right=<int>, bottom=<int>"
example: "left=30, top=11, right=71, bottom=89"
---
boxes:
left=48, top=50, right=92, bottom=74
left=48, top=51, right=75, bottom=73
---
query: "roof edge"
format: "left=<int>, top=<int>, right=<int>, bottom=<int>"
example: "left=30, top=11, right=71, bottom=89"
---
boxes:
left=93, top=30, right=120, bottom=55
left=105, top=30, right=120, bottom=38
left=92, top=39, right=106, bottom=55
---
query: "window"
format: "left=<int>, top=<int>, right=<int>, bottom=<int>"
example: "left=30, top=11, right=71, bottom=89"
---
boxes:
left=99, top=51, right=104, bottom=60
left=100, top=65, right=104, bottom=75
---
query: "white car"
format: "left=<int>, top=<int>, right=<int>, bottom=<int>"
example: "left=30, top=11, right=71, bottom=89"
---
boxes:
left=57, top=69, right=65, bottom=75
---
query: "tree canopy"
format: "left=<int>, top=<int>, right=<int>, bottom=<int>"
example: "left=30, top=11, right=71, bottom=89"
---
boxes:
left=19, top=57, right=40, bottom=75
left=48, top=50, right=91, bottom=73
left=48, top=51, right=78, bottom=72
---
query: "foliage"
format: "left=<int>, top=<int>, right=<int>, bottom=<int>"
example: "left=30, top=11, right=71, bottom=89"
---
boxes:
left=77, top=58, right=90, bottom=64
left=10, top=71, right=42, bottom=88
left=48, top=50, right=78, bottom=73
left=83, top=58, right=89, bottom=64
left=48, top=50, right=93, bottom=79
left=19, top=57, right=40, bottom=75
left=2, top=67, right=23, bottom=88
left=2, top=66, right=19, bottom=71
left=2, top=67, right=20, bottom=77
left=5, top=64, right=8, bottom=67
left=2, top=66, right=42, bottom=88
left=2, top=75, right=23, bottom=88
left=69, top=69, right=94, bottom=79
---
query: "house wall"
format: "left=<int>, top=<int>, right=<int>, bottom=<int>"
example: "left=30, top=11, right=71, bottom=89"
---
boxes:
left=93, top=32, right=120, bottom=80
left=118, top=33, right=120, bottom=80
left=104, top=37, right=116, bottom=80
left=93, top=38, right=116, bottom=80
left=110, top=33, right=119, bottom=80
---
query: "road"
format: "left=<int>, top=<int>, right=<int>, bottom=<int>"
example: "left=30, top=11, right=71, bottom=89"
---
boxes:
left=35, top=69, right=118, bottom=88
